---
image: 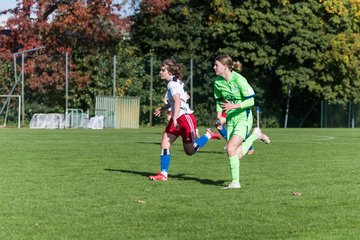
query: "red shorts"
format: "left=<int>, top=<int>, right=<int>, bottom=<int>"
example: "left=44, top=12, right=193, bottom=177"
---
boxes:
left=165, top=113, right=197, bottom=144
left=221, top=112, right=226, bottom=118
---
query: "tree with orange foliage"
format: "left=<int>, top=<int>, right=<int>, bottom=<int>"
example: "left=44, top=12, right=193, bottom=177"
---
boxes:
left=0, top=0, right=131, bottom=116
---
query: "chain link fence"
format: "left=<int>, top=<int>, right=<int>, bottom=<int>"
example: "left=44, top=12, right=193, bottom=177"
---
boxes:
left=321, top=101, right=359, bottom=128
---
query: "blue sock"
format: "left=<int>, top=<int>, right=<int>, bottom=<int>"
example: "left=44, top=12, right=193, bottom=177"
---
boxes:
left=194, top=134, right=209, bottom=151
left=193, top=135, right=209, bottom=151
left=249, top=145, right=253, bottom=151
left=160, top=149, right=170, bottom=172
left=218, top=125, right=227, bottom=140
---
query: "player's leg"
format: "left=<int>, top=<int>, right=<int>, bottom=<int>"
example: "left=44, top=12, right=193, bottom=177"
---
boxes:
left=183, top=128, right=221, bottom=155
left=253, top=127, right=270, bottom=144
left=247, top=145, right=254, bottom=155
left=223, top=127, right=243, bottom=189
left=222, top=129, right=257, bottom=154
left=233, top=113, right=254, bottom=159
left=240, top=133, right=258, bottom=158
left=224, top=117, right=256, bottom=189
left=149, top=119, right=179, bottom=181
left=179, top=114, right=221, bottom=155
left=239, top=127, right=270, bottom=160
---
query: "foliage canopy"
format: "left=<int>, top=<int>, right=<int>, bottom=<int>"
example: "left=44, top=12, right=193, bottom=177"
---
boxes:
left=0, top=0, right=359, bottom=126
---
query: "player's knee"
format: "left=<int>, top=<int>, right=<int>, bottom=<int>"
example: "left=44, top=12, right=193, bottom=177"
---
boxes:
left=184, top=145, right=196, bottom=155
left=161, top=141, right=171, bottom=149
left=185, top=151, right=194, bottom=156
left=227, top=146, right=237, bottom=156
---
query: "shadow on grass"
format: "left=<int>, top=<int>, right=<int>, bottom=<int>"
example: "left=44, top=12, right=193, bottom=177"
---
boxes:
left=140, top=132, right=164, bottom=135
left=104, top=168, right=226, bottom=187
left=196, top=150, right=225, bottom=155
left=134, top=143, right=226, bottom=154
left=136, top=141, right=161, bottom=145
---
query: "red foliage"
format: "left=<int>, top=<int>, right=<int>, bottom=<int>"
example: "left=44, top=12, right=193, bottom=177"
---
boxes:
left=0, top=0, right=131, bottom=93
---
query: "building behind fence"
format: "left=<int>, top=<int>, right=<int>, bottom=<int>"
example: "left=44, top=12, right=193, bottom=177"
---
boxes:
left=95, top=96, right=140, bottom=128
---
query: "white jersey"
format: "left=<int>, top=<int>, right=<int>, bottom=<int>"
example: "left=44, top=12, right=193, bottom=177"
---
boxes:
left=166, top=77, right=193, bottom=118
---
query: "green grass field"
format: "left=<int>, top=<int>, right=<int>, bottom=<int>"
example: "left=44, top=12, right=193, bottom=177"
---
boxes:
left=0, top=127, right=359, bottom=239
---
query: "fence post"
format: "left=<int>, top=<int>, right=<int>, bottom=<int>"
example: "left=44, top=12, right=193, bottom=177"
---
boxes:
left=113, top=55, right=116, bottom=97
left=284, top=85, right=291, bottom=128
left=13, top=54, right=16, bottom=85
left=351, top=102, right=355, bottom=128
left=65, top=52, right=69, bottom=117
left=21, top=53, right=25, bottom=125
left=149, top=56, right=153, bottom=126
left=190, top=59, right=193, bottom=109
left=320, top=101, right=331, bottom=128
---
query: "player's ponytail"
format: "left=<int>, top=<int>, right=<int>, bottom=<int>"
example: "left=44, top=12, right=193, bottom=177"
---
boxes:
left=232, top=61, right=242, bottom=72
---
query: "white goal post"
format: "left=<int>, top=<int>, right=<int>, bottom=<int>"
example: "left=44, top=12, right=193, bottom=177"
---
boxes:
left=0, top=95, right=21, bottom=129
left=30, top=113, right=65, bottom=129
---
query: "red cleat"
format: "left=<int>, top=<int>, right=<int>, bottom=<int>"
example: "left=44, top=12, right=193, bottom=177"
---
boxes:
left=206, top=128, right=221, bottom=140
left=149, top=172, right=167, bottom=181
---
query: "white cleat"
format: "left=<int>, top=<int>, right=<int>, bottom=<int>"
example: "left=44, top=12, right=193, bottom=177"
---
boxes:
left=223, top=181, right=241, bottom=190
left=253, top=127, right=270, bottom=144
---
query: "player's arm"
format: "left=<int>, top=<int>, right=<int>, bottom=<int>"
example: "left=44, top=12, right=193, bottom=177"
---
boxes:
left=214, top=82, right=223, bottom=117
left=215, top=100, right=224, bottom=124
left=172, top=93, right=181, bottom=127
left=238, top=78, right=256, bottom=109
left=214, top=81, right=224, bottom=125
left=240, top=97, right=255, bottom=108
left=222, top=77, right=255, bottom=110
left=160, top=103, right=171, bottom=111
left=215, top=101, right=223, bottom=118
left=222, top=97, right=254, bottom=111
left=234, top=97, right=255, bottom=109
left=154, top=103, right=171, bottom=117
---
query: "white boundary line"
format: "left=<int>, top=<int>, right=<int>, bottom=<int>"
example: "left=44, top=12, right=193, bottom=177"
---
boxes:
left=269, top=135, right=335, bottom=143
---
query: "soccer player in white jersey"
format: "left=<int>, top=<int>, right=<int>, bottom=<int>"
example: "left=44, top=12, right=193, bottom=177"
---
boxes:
left=150, top=59, right=221, bottom=181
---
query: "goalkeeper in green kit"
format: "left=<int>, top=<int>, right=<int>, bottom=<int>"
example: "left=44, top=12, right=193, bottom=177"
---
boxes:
left=213, top=54, right=270, bottom=189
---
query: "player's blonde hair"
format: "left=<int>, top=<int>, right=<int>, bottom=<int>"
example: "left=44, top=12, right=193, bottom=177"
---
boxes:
left=215, top=54, right=242, bottom=72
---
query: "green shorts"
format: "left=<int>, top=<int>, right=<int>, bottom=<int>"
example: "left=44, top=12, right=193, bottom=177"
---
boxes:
left=226, top=110, right=253, bottom=140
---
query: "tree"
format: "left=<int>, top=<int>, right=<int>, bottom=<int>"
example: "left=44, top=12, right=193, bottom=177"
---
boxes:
left=0, top=0, right=131, bottom=117
left=131, top=0, right=360, bottom=126
left=131, top=0, right=222, bottom=125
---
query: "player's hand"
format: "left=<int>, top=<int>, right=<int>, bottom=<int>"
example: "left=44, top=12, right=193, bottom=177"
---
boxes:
left=154, top=108, right=161, bottom=117
left=221, top=100, right=238, bottom=111
left=173, top=118, right=179, bottom=128
left=214, top=118, right=222, bottom=130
